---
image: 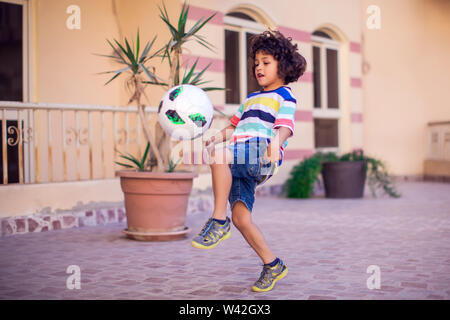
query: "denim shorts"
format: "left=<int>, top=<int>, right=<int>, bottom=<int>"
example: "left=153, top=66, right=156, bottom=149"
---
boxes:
left=226, top=137, right=281, bottom=213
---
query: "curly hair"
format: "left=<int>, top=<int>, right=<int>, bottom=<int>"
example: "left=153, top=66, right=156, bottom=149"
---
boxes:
left=249, top=30, right=307, bottom=85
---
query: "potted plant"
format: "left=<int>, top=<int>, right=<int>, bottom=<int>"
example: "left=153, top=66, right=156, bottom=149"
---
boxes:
left=283, top=150, right=401, bottom=199
left=96, top=2, right=223, bottom=241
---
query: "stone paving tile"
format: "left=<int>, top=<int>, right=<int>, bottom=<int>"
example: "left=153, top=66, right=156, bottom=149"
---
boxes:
left=0, top=181, right=449, bottom=300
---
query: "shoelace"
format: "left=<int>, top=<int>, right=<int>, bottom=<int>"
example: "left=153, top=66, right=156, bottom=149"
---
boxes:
left=256, top=266, right=273, bottom=287
left=199, top=218, right=214, bottom=237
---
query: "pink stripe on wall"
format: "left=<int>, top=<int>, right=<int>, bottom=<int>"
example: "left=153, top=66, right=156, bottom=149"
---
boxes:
left=278, top=26, right=311, bottom=43
left=182, top=54, right=224, bottom=73
left=351, top=77, right=362, bottom=88
left=294, top=110, right=313, bottom=122
left=186, top=5, right=223, bottom=25
left=351, top=113, right=363, bottom=123
left=284, top=149, right=314, bottom=161
left=350, top=42, right=361, bottom=53
left=299, top=71, right=313, bottom=83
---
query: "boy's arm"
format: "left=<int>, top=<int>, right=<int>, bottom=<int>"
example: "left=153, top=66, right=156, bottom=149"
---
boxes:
left=205, top=123, right=236, bottom=149
left=264, top=127, right=292, bottom=162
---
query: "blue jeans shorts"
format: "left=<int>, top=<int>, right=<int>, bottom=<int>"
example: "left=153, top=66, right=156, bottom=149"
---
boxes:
left=226, top=137, right=281, bottom=213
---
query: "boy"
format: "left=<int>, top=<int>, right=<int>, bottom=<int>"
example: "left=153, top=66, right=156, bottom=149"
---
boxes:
left=191, top=30, right=307, bottom=292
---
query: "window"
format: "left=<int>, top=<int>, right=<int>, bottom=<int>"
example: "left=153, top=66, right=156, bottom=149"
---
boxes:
left=225, top=29, right=240, bottom=104
left=312, top=30, right=341, bottom=150
left=313, top=46, right=321, bottom=108
left=0, top=0, right=29, bottom=184
left=0, top=1, right=23, bottom=101
left=314, top=118, right=338, bottom=148
left=224, top=12, right=265, bottom=106
left=326, top=48, right=339, bottom=109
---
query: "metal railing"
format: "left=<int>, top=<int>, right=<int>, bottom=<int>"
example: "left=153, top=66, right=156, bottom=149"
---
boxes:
left=0, top=101, right=158, bottom=185
left=427, top=121, right=450, bottom=161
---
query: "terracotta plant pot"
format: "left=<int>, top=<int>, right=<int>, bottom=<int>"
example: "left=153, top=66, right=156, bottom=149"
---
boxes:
left=321, top=161, right=367, bottom=198
left=116, top=170, right=198, bottom=241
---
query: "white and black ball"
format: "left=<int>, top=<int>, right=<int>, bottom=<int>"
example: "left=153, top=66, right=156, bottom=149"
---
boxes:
left=157, top=84, right=214, bottom=140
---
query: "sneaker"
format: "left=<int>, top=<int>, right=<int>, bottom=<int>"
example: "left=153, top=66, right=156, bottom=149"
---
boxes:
left=251, top=259, right=288, bottom=292
left=191, top=217, right=231, bottom=249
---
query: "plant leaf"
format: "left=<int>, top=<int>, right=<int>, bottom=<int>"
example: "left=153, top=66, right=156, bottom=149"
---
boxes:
left=142, top=80, right=168, bottom=87
left=194, top=34, right=216, bottom=52
left=96, top=66, right=131, bottom=75
left=159, top=2, right=179, bottom=40
left=201, top=87, right=226, bottom=92
left=106, top=39, right=133, bottom=68
left=140, top=142, right=151, bottom=168
left=139, top=35, right=157, bottom=63
left=182, top=58, right=199, bottom=83
left=178, top=1, right=189, bottom=37
left=136, top=28, right=140, bottom=64
left=185, top=12, right=217, bottom=42
left=114, top=38, right=135, bottom=66
left=104, top=72, right=122, bottom=85
left=190, top=61, right=211, bottom=83
left=119, top=154, right=141, bottom=168
left=114, top=161, right=134, bottom=169
left=139, top=63, right=157, bottom=82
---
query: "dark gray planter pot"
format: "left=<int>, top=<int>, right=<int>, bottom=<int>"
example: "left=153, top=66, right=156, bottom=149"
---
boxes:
left=321, top=161, right=367, bottom=198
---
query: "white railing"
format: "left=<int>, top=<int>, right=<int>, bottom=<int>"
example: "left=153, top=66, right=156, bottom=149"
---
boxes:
left=427, top=121, right=450, bottom=161
left=0, top=101, right=158, bottom=185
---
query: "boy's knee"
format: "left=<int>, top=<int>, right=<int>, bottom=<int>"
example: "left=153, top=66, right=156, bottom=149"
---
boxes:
left=232, top=215, right=243, bottom=229
left=231, top=204, right=251, bottom=228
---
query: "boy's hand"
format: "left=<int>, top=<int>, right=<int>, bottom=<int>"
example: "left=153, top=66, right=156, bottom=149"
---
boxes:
left=204, top=135, right=216, bottom=152
left=262, top=142, right=281, bottom=164
left=202, top=135, right=216, bottom=164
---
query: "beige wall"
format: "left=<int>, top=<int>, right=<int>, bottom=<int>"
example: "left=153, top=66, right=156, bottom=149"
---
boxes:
left=33, top=0, right=179, bottom=107
left=34, top=0, right=120, bottom=104
left=0, top=179, right=124, bottom=218
left=360, top=0, right=450, bottom=175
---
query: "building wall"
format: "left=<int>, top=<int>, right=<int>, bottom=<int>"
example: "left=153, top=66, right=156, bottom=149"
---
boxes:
left=31, top=0, right=179, bottom=106
left=33, top=0, right=118, bottom=104
left=360, top=0, right=450, bottom=176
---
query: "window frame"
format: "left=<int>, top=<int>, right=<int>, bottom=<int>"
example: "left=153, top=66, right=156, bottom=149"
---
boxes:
left=1, top=0, right=33, bottom=184
left=0, top=0, right=31, bottom=102
left=223, top=15, right=266, bottom=112
left=311, top=34, right=341, bottom=152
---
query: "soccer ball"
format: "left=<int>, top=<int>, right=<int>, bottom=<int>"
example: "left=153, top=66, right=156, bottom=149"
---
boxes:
left=157, top=84, right=214, bottom=140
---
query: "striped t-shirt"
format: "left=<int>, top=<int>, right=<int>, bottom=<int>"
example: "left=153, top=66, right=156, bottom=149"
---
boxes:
left=229, top=86, right=297, bottom=163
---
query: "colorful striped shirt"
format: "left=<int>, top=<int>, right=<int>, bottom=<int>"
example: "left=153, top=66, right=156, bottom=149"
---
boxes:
left=229, top=86, right=297, bottom=164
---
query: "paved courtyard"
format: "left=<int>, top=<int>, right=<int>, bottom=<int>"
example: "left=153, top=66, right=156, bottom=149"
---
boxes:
left=0, top=181, right=449, bottom=300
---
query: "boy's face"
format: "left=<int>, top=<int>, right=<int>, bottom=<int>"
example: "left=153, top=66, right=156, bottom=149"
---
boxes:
left=254, top=51, right=284, bottom=91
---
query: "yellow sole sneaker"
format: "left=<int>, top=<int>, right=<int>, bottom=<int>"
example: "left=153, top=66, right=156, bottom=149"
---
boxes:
left=251, top=265, right=288, bottom=292
left=190, top=229, right=231, bottom=250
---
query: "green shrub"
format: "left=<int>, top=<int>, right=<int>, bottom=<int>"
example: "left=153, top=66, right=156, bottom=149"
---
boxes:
left=282, top=150, right=401, bottom=199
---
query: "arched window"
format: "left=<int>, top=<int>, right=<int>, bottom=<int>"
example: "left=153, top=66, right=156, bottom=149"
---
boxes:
left=224, top=12, right=266, bottom=106
left=312, top=29, right=341, bottom=150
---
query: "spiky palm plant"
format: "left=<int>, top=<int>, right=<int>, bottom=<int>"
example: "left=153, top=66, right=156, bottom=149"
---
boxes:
left=97, top=1, right=223, bottom=172
left=148, top=1, right=223, bottom=171
left=96, top=30, right=166, bottom=171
